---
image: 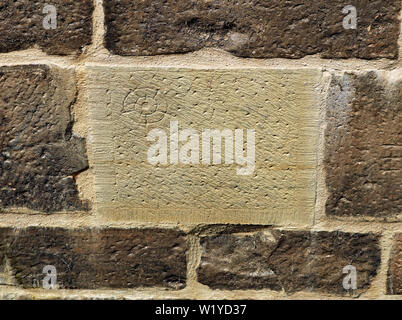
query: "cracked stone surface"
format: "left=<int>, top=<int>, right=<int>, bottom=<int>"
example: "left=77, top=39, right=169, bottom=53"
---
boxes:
left=197, top=230, right=381, bottom=295
left=104, top=0, right=400, bottom=59
left=0, top=65, right=89, bottom=212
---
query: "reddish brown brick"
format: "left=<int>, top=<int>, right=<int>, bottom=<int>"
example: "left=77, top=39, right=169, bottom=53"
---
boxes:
left=0, top=227, right=187, bottom=289
left=325, top=71, right=401, bottom=218
left=0, top=0, right=93, bottom=55
left=104, top=0, right=400, bottom=59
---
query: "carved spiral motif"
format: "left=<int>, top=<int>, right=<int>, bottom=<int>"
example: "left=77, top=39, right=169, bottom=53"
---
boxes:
left=122, top=88, right=167, bottom=124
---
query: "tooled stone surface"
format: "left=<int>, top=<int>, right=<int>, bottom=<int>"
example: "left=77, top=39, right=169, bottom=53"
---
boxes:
left=387, top=233, right=402, bottom=294
left=0, top=227, right=187, bottom=289
left=0, top=0, right=93, bottom=54
left=104, top=0, right=400, bottom=59
left=87, top=66, right=321, bottom=225
left=325, top=71, right=401, bottom=217
left=197, top=230, right=381, bottom=295
left=0, top=65, right=88, bottom=212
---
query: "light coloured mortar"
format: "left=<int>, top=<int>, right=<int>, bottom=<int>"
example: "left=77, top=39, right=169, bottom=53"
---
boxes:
left=0, top=0, right=400, bottom=300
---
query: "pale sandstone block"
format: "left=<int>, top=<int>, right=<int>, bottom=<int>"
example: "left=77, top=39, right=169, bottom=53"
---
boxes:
left=86, top=67, right=322, bottom=225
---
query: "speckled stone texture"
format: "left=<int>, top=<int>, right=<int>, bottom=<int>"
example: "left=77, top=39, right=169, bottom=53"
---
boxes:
left=104, top=0, right=400, bottom=59
left=86, top=66, right=321, bottom=225
left=197, top=230, right=381, bottom=295
left=0, top=227, right=187, bottom=289
left=0, top=0, right=93, bottom=54
left=325, top=71, right=401, bottom=218
left=387, top=234, right=402, bottom=295
left=0, top=65, right=88, bottom=212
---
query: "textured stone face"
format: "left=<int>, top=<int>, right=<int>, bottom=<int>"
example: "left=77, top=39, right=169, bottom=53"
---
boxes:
left=325, top=71, right=401, bottom=218
left=87, top=66, right=321, bottom=225
left=104, top=0, right=400, bottom=59
left=0, top=0, right=93, bottom=54
left=387, top=234, right=402, bottom=295
left=0, top=65, right=88, bottom=212
left=197, top=230, right=381, bottom=295
left=0, top=227, right=187, bottom=289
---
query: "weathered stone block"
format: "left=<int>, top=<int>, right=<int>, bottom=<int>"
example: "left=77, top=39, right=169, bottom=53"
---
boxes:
left=0, top=0, right=93, bottom=54
left=325, top=70, right=401, bottom=218
left=0, top=65, right=88, bottom=212
left=0, top=227, right=187, bottom=289
left=387, top=233, right=402, bottom=295
left=104, top=0, right=400, bottom=59
left=86, top=66, right=322, bottom=225
left=197, top=229, right=381, bottom=295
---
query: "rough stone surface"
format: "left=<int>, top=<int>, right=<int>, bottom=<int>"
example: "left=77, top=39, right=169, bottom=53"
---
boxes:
left=387, top=234, right=402, bottom=295
left=0, top=0, right=93, bottom=55
left=87, top=66, right=321, bottom=225
left=0, top=65, right=88, bottom=212
left=104, top=0, right=400, bottom=59
left=325, top=71, right=401, bottom=218
left=197, top=230, right=381, bottom=295
left=0, top=227, right=187, bottom=289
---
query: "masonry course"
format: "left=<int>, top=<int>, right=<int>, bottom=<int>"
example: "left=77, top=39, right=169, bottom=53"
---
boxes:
left=104, top=0, right=400, bottom=59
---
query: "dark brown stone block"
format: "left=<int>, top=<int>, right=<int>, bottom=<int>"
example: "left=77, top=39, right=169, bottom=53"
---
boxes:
left=104, top=0, right=400, bottom=59
left=325, top=71, right=401, bottom=217
left=387, top=234, right=402, bottom=295
left=0, top=227, right=187, bottom=289
left=0, top=65, right=88, bottom=212
left=197, top=229, right=381, bottom=295
left=0, top=0, right=93, bottom=55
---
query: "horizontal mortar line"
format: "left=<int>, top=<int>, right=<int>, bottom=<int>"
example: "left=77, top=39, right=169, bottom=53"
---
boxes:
left=0, top=212, right=400, bottom=234
left=0, top=285, right=393, bottom=300
left=0, top=50, right=399, bottom=71
left=0, top=59, right=398, bottom=72
left=0, top=214, right=183, bottom=229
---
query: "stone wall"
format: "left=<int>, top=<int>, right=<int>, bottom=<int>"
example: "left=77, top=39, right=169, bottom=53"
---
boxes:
left=0, top=0, right=400, bottom=299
